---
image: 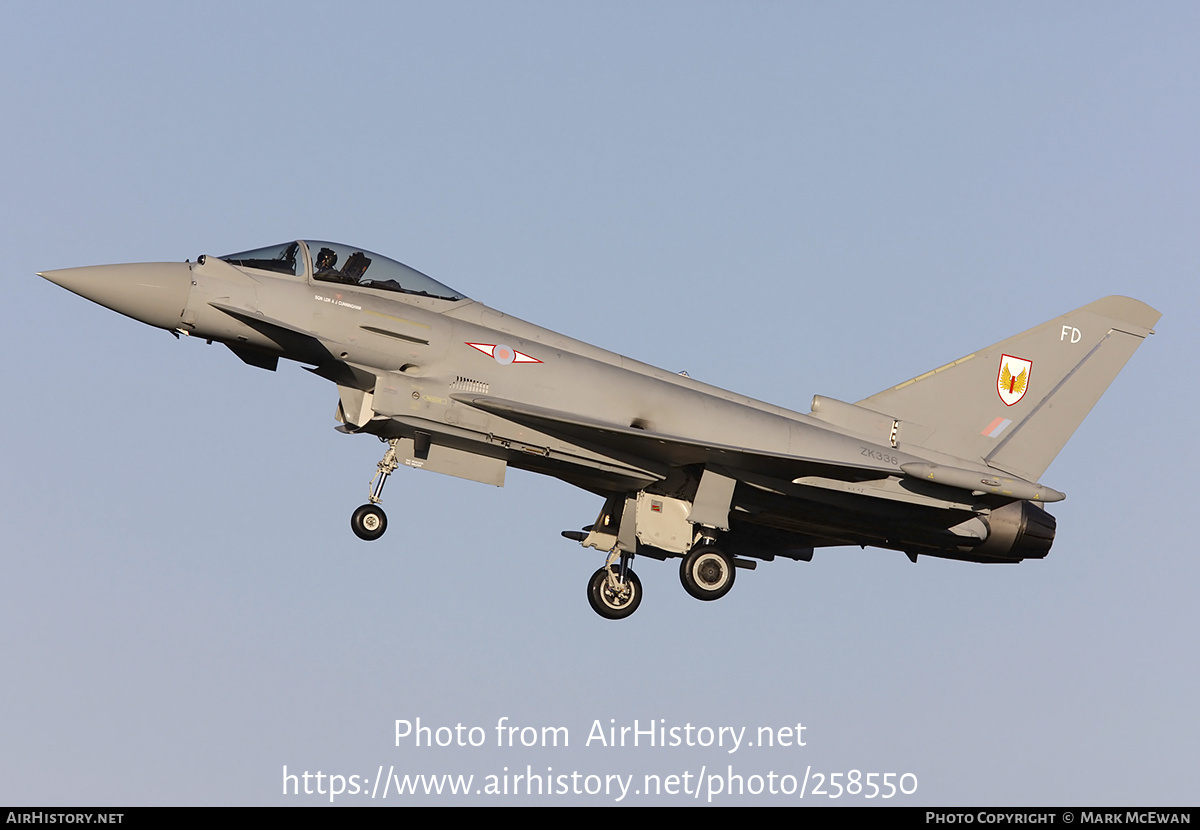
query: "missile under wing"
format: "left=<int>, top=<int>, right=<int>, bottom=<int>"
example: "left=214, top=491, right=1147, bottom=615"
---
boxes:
left=40, top=240, right=1160, bottom=619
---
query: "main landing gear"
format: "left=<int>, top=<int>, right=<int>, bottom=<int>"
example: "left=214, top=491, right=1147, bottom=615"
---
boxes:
left=351, top=438, right=400, bottom=541
left=587, top=551, right=641, bottom=620
left=679, top=545, right=736, bottom=601
left=582, top=542, right=742, bottom=619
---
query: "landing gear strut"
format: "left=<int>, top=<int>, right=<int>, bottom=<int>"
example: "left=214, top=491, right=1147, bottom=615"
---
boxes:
left=351, top=437, right=400, bottom=541
left=587, top=550, right=642, bottom=620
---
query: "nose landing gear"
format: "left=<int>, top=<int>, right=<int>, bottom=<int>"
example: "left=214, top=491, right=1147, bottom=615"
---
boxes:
left=351, top=437, right=400, bottom=541
left=351, top=503, right=387, bottom=540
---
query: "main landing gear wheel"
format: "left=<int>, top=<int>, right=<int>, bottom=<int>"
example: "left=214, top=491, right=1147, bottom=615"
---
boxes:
left=351, top=504, right=388, bottom=541
left=587, top=565, right=642, bottom=620
left=680, top=546, right=735, bottom=601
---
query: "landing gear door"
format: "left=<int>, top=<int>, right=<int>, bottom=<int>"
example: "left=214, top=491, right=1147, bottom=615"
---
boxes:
left=634, top=492, right=693, bottom=554
left=581, top=495, right=623, bottom=552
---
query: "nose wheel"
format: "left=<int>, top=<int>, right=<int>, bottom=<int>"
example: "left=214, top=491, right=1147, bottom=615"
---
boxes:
left=351, top=504, right=388, bottom=541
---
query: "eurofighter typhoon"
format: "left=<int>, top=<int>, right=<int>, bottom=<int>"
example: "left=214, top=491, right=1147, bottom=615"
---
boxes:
left=40, top=241, right=1159, bottom=619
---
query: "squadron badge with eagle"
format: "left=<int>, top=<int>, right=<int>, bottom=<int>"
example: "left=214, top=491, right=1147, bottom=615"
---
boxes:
left=997, top=354, right=1032, bottom=406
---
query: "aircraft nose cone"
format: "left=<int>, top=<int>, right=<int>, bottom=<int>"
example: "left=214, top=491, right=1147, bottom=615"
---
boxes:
left=39, top=262, right=193, bottom=331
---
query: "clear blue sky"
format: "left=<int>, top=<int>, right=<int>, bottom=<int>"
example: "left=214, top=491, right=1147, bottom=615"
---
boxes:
left=2, top=1, right=1196, bottom=805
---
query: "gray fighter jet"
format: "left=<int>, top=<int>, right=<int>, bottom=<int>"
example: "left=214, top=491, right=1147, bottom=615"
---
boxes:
left=40, top=241, right=1159, bottom=619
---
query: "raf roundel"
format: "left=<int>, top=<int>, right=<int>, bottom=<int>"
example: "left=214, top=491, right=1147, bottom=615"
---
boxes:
left=466, top=342, right=542, bottom=364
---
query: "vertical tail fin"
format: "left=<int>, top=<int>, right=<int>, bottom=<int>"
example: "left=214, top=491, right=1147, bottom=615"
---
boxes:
left=858, top=296, right=1160, bottom=482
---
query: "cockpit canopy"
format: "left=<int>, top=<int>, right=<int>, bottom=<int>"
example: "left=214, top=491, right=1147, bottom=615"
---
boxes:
left=219, top=240, right=467, bottom=301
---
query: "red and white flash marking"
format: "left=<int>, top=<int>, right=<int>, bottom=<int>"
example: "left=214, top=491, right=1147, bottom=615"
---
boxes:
left=466, top=343, right=542, bottom=365
left=981, top=416, right=1012, bottom=438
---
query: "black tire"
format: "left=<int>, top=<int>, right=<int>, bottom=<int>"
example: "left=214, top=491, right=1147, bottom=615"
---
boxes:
left=679, top=546, right=735, bottom=601
left=587, top=565, right=642, bottom=620
left=351, top=503, right=387, bottom=541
